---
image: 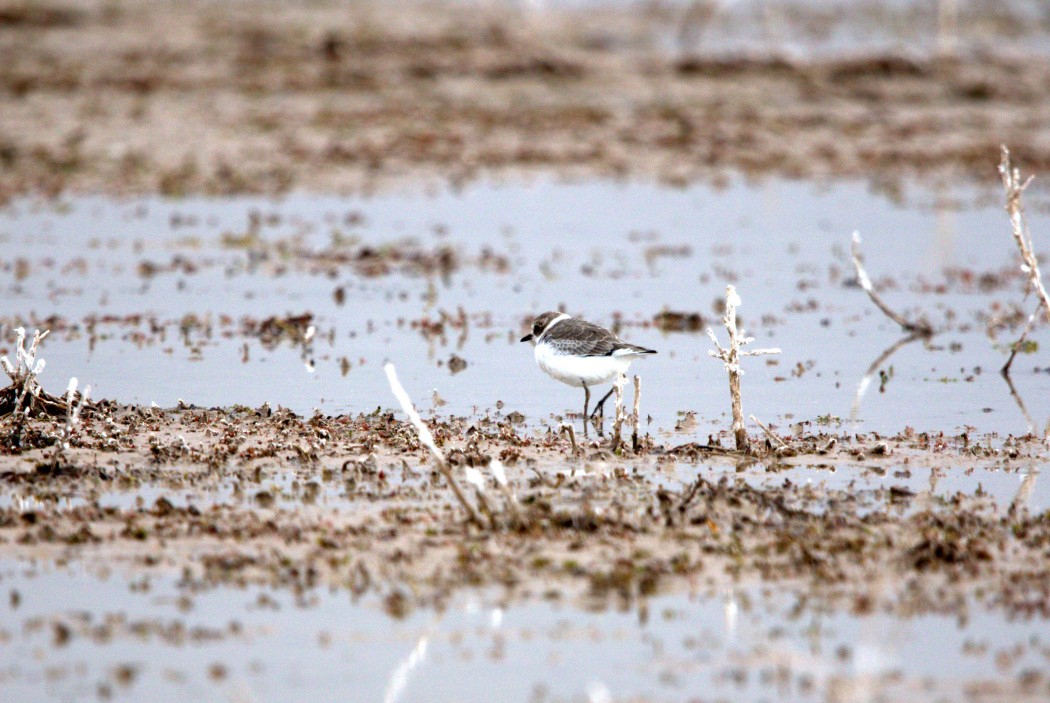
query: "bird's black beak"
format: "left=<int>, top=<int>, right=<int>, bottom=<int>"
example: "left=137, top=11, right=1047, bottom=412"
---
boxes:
left=520, top=334, right=533, bottom=343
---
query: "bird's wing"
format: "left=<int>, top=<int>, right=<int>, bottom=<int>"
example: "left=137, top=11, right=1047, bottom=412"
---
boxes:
left=545, top=320, right=650, bottom=356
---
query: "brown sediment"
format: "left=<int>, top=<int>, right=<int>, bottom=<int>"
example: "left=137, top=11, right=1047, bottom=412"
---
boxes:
left=2, top=1, right=1050, bottom=202
left=1, top=398, right=1048, bottom=618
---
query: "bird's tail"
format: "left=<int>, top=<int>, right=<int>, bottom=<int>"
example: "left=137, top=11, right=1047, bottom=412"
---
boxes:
left=612, top=345, right=657, bottom=356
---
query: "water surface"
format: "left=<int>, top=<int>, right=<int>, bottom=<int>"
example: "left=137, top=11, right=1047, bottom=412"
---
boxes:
left=3, top=178, right=1047, bottom=439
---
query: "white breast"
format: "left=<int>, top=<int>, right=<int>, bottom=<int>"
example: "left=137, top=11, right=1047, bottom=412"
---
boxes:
left=534, top=342, right=636, bottom=388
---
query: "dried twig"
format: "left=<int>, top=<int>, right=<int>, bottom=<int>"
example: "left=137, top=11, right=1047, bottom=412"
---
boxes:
left=850, top=232, right=933, bottom=336
left=384, top=362, right=482, bottom=528
left=463, top=467, right=499, bottom=530
left=707, top=285, right=781, bottom=450
left=998, top=146, right=1050, bottom=373
left=560, top=422, right=580, bottom=455
left=749, top=414, right=789, bottom=450
left=631, top=375, right=641, bottom=452
left=1, top=327, right=56, bottom=447
left=56, top=377, right=90, bottom=454
left=611, top=372, right=626, bottom=452
left=489, top=461, right=525, bottom=527
left=2, top=327, right=50, bottom=418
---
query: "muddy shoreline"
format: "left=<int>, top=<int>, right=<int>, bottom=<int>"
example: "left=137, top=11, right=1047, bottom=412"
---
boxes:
left=3, top=1, right=1050, bottom=202
left=1, top=399, right=1047, bottom=623
left=3, top=2, right=1050, bottom=698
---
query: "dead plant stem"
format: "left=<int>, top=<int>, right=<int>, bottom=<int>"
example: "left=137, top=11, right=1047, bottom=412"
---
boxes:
left=707, top=286, right=780, bottom=451
left=850, top=232, right=933, bottom=336
left=383, top=362, right=482, bottom=528
left=632, top=375, right=641, bottom=452
left=998, top=146, right=1050, bottom=372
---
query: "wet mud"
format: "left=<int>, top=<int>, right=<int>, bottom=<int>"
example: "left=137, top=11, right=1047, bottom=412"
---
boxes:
left=2, top=1, right=1050, bottom=201
left=3, top=1, right=1050, bottom=700
left=1, top=399, right=1047, bottom=624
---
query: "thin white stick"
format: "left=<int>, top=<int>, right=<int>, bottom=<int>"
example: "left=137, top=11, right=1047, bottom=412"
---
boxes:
left=749, top=414, right=789, bottom=450
left=851, top=232, right=932, bottom=335
left=560, top=422, right=580, bottom=455
left=57, top=379, right=90, bottom=453
left=611, top=372, right=625, bottom=451
left=632, top=375, right=641, bottom=451
left=382, top=635, right=429, bottom=703
left=489, top=460, right=524, bottom=526
left=998, top=147, right=1050, bottom=371
left=384, top=362, right=482, bottom=527
left=464, top=467, right=498, bottom=528
left=707, top=285, right=781, bottom=450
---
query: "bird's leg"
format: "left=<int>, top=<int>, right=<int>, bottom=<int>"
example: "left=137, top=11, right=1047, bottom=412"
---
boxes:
left=589, top=387, right=614, bottom=437
left=590, top=387, right=615, bottom=418
left=582, top=384, right=591, bottom=437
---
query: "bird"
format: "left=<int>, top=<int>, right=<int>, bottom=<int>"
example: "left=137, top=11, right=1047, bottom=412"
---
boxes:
left=520, top=311, right=656, bottom=433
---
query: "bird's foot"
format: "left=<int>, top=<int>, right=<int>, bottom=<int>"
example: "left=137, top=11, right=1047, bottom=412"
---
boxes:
left=588, top=411, right=604, bottom=437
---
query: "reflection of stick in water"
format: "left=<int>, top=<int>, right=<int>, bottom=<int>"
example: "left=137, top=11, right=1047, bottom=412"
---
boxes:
left=1000, top=370, right=1050, bottom=444
left=1001, top=369, right=1037, bottom=437
left=382, top=635, right=429, bottom=703
left=1002, top=310, right=1039, bottom=375
left=383, top=601, right=504, bottom=703
left=850, top=332, right=925, bottom=427
left=722, top=586, right=738, bottom=644
left=1009, top=466, right=1040, bottom=517
left=850, top=232, right=933, bottom=336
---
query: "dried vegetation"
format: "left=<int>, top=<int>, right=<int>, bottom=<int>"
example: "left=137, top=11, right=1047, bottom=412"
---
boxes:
left=0, top=379, right=1047, bottom=618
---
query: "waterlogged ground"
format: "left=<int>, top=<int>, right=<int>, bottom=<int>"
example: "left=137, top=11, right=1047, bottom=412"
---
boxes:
left=2, top=173, right=1050, bottom=703
left=2, top=178, right=1049, bottom=436
left=4, top=564, right=1050, bottom=703
left=0, top=404, right=1048, bottom=702
left=4, top=1, right=1050, bottom=701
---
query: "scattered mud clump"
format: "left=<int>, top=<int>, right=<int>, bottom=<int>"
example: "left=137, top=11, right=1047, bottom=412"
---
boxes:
left=3, top=1, right=1050, bottom=202
left=0, top=397, right=1047, bottom=620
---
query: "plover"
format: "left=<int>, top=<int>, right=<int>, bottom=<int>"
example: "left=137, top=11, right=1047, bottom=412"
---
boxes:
left=520, top=311, right=656, bottom=432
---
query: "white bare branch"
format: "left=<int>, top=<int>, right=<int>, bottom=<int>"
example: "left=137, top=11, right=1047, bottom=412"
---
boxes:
left=999, top=146, right=1050, bottom=372
left=851, top=231, right=933, bottom=335
left=707, top=285, right=781, bottom=450
left=384, top=362, right=482, bottom=527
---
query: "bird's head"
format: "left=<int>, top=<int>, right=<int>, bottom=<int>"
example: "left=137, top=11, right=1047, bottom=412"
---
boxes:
left=520, top=311, right=564, bottom=344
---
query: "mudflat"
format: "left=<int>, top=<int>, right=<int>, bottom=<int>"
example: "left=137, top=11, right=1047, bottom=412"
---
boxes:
left=3, top=2, right=1050, bottom=700
left=2, top=0, right=1050, bottom=201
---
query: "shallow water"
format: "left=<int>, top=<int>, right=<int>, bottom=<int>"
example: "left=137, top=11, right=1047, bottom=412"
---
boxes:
left=4, top=174, right=1050, bottom=700
left=1, top=560, right=1047, bottom=703
left=3, top=178, right=1048, bottom=440
left=2, top=453, right=1045, bottom=519
left=549, top=0, right=1050, bottom=59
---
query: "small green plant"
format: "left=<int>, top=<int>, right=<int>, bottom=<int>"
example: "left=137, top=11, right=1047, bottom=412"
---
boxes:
left=815, top=413, right=842, bottom=426
left=878, top=366, right=894, bottom=393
